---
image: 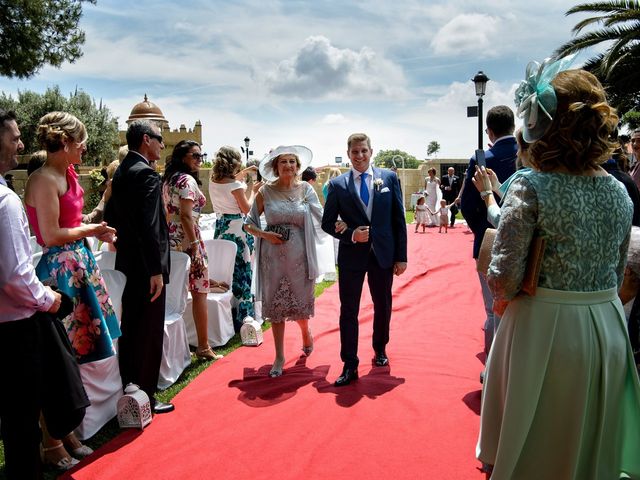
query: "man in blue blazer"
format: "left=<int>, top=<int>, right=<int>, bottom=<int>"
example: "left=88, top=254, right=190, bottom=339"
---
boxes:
left=460, top=105, right=517, bottom=356
left=322, top=133, right=407, bottom=386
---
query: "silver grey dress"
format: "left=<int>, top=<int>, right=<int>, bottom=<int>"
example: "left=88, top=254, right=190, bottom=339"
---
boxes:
left=258, top=182, right=315, bottom=322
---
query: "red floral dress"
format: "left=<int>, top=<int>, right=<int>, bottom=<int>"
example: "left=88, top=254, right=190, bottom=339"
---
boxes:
left=164, top=172, right=209, bottom=293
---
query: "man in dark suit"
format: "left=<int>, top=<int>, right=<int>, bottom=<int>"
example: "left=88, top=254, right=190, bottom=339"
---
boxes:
left=460, top=105, right=517, bottom=356
left=105, top=120, right=173, bottom=414
left=440, top=166, right=461, bottom=227
left=322, top=133, right=408, bottom=386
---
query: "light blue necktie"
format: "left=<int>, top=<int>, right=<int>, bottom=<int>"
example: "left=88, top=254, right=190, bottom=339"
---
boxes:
left=360, top=172, right=369, bottom=206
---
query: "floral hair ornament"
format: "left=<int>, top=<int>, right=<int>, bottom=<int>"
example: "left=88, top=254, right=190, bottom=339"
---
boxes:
left=514, top=54, right=576, bottom=143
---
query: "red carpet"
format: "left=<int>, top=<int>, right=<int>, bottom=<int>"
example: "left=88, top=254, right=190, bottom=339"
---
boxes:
left=64, top=224, right=486, bottom=480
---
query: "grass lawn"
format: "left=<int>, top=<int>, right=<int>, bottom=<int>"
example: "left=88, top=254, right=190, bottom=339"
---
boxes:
left=0, top=278, right=337, bottom=479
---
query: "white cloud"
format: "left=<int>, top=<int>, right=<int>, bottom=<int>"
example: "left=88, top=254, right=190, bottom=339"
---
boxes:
left=319, top=114, right=348, bottom=125
left=430, top=14, right=500, bottom=57
left=263, top=36, right=407, bottom=99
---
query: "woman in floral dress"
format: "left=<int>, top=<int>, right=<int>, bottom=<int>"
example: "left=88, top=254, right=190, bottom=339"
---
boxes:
left=24, top=112, right=118, bottom=469
left=163, top=140, right=222, bottom=360
left=209, top=146, right=262, bottom=331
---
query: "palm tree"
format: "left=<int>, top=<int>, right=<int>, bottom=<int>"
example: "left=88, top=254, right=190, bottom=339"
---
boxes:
left=555, top=1, right=640, bottom=116
left=556, top=1, right=640, bottom=77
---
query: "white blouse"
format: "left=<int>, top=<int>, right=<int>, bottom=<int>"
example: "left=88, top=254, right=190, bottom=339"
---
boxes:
left=208, top=180, right=246, bottom=214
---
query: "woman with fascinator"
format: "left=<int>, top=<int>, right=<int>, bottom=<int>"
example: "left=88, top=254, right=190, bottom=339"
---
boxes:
left=244, top=146, right=343, bottom=377
left=476, top=61, right=640, bottom=479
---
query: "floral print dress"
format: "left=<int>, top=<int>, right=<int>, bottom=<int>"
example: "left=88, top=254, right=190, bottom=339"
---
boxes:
left=164, top=172, right=209, bottom=293
left=27, top=165, right=120, bottom=364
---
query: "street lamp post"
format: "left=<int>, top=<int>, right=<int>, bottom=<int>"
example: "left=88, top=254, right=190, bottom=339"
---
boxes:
left=472, top=71, right=489, bottom=151
left=243, top=136, right=250, bottom=161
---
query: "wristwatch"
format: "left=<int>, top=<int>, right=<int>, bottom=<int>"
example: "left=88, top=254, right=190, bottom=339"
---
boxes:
left=480, top=190, right=493, bottom=198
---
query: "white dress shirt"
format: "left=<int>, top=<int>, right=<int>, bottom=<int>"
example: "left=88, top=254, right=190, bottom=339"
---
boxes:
left=352, top=166, right=373, bottom=219
left=0, top=183, right=55, bottom=322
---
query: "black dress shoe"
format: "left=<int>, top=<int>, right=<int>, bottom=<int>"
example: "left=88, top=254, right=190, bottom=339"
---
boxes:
left=153, top=400, right=175, bottom=414
left=334, top=367, right=358, bottom=387
left=374, top=352, right=389, bottom=367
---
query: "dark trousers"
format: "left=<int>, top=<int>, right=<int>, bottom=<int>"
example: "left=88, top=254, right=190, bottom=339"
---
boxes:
left=449, top=203, right=459, bottom=226
left=0, top=316, right=44, bottom=480
left=338, top=252, right=394, bottom=369
left=118, top=275, right=166, bottom=405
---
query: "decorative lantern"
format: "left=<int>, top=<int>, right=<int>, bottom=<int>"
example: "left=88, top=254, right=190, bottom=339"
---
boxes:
left=117, top=383, right=152, bottom=429
left=240, top=316, right=263, bottom=346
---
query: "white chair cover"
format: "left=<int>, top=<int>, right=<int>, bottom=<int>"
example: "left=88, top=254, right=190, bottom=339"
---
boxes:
left=184, top=239, right=236, bottom=347
left=31, top=251, right=42, bottom=266
left=93, top=250, right=116, bottom=270
left=158, top=251, right=192, bottom=390
left=75, top=269, right=127, bottom=440
left=101, top=269, right=126, bottom=326
left=75, top=351, right=123, bottom=441
left=29, top=235, right=42, bottom=254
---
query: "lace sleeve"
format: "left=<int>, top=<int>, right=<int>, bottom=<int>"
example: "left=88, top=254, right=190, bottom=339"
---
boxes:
left=618, top=227, right=633, bottom=288
left=487, top=176, right=538, bottom=302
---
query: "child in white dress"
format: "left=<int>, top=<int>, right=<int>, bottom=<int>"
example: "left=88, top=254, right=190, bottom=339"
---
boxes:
left=429, top=199, right=453, bottom=233
left=414, top=196, right=429, bottom=233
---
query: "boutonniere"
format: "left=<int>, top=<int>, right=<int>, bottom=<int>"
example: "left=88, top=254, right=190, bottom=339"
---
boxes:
left=373, top=178, right=384, bottom=191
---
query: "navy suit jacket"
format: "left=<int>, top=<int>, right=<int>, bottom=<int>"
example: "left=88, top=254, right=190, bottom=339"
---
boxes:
left=460, top=137, right=517, bottom=258
left=105, top=151, right=170, bottom=283
left=322, top=167, right=407, bottom=270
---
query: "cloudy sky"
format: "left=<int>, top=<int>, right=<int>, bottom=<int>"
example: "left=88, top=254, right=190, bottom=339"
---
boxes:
left=0, top=0, right=595, bottom=165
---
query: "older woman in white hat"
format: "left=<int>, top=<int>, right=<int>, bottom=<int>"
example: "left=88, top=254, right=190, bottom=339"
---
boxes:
left=244, top=145, right=343, bottom=376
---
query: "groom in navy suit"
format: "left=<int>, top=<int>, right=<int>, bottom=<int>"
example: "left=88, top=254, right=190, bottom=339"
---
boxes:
left=322, top=133, right=407, bottom=386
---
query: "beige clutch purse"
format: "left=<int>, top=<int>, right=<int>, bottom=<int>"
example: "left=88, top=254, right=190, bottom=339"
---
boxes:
left=477, top=228, right=546, bottom=296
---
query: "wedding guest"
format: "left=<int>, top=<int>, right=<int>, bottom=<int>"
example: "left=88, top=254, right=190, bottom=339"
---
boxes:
left=244, top=145, right=328, bottom=377
left=209, top=146, right=262, bottom=330
left=472, top=128, right=533, bottom=228
left=460, top=105, right=517, bottom=356
left=322, top=133, right=407, bottom=386
left=440, top=167, right=461, bottom=227
left=477, top=64, right=640, bottom=479
left=163, top=140, right=222, bottom=360
left=322, top=167, right=342, bottom=200
left=24, top=111, right=118, bottom=469
left=105, top=120, right=174, bottom=415
left=0, top=109, right=64, bottom=480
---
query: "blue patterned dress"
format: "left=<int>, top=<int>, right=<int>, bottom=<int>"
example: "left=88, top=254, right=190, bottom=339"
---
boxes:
left=477, top=171, right=640, bottom=479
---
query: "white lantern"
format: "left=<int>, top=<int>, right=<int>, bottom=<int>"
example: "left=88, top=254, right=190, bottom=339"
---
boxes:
left=240, top=316, right=263, bottom=346
left=117, top=383, right=152, bottom=429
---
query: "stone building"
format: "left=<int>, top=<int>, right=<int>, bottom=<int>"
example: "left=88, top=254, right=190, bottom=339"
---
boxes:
left=118, top=94, right=202, bottom=166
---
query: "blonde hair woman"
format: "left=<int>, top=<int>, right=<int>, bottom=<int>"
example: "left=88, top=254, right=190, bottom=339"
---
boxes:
left=209, top=146, right=262, bottom=330
left=24, top=111, right=119, bottom=470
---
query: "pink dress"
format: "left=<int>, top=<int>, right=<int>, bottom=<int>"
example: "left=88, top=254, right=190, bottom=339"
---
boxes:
left=26, top=165, right=119, bottom=364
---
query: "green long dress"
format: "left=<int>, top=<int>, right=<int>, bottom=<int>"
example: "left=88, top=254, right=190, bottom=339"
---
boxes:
left=477, top=171, right=640, bottom=480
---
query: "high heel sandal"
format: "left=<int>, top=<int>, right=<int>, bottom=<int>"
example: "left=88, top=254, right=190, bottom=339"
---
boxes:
left=196, top=346, right=223, bottom=360
left=269, top=359, right=284, bottom=377
left=301, top=334, right=314, bottom=357
left=41, top=443, right=80, bottom=471
left=69, top=444, right=93, bottom=459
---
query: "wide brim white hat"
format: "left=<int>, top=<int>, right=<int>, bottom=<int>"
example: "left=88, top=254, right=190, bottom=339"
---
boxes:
left=258, top=145, right=313, bottom=182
